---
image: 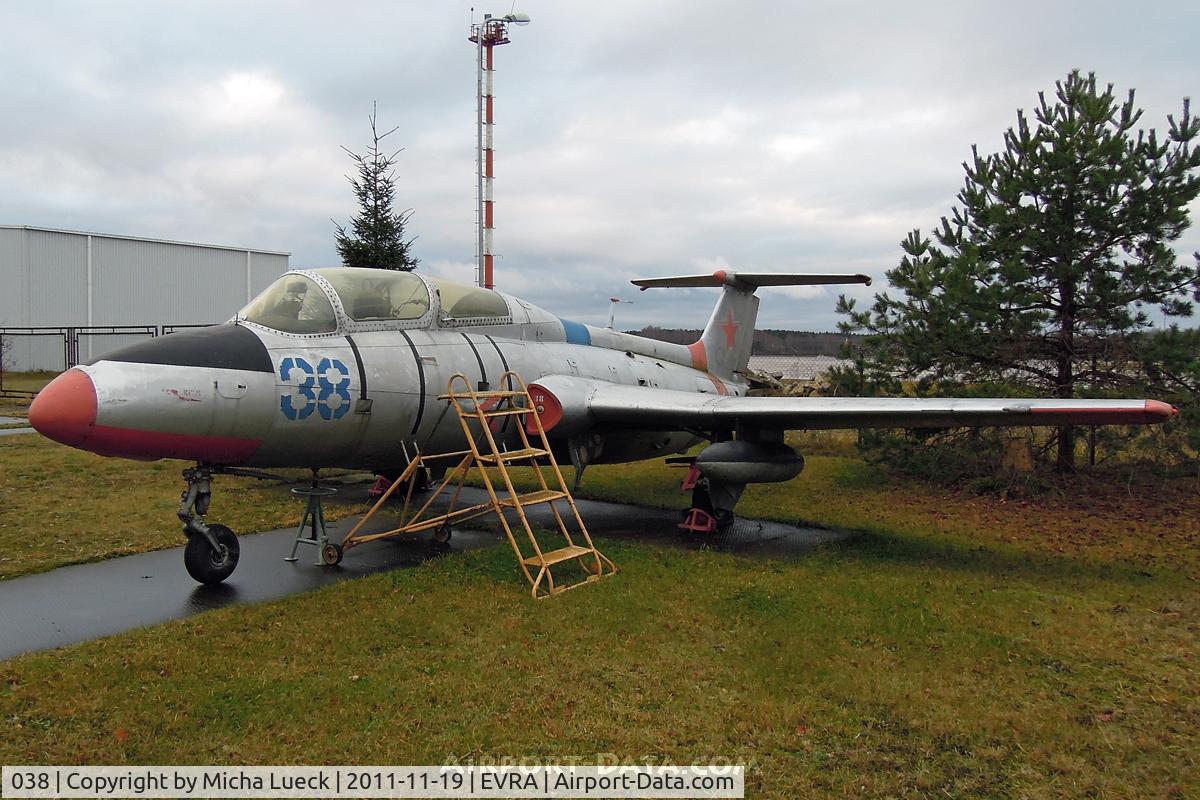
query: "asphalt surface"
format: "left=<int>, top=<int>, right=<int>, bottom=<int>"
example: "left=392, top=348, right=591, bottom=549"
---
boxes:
left=0, top=484, right=852, bottom=661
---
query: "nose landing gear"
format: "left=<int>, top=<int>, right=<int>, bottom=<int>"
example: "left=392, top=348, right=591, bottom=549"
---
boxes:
left=178, top=466, right=240, bottom=584
left=184, top=523, right=240, bottom=584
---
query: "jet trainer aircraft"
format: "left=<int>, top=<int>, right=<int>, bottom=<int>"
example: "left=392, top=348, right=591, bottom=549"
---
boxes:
left=29, top=267, right=1178, bottom=584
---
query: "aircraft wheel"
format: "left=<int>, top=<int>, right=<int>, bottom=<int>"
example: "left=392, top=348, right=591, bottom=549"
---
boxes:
left=321, top=542, right=344, bottom=566
left=184, top=524, right=240, bottom=585
left=432, top=524, right=453, bottom=544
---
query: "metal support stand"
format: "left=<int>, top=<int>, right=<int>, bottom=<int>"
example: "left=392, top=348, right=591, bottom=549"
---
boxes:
left=285, top=483, right=338, bottom=566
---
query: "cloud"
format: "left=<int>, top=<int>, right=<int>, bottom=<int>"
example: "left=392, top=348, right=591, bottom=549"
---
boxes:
left=196, top=71, right=288, bottom=127
left=767, top=134, right=825, bottom=162
left=0, top=0, right=1197, bottom=334
left=663, top=107, right=754, bottom=147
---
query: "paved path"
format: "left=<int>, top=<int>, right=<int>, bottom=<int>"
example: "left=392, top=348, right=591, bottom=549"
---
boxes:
left=1, top=414, right=33, bottom=435
left=0, top=427, right=33, bottom=436
left=0, top=485, right=852, bottom=661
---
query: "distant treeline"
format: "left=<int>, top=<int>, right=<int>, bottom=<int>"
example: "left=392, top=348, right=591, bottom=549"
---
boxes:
left=628, top=327, right=863, bottom=356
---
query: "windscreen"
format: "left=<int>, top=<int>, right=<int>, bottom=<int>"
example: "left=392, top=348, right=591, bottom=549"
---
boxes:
left=240, top=275, right=337, bottom=334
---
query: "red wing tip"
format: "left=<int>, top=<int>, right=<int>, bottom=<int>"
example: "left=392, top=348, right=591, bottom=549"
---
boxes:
left=1145, top=400, right=1180, bottom=419
left=1029, top=401, right=1178, bottom=424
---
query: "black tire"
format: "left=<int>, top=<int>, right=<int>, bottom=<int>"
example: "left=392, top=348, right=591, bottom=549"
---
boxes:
left=184, top=524, right=240, bottom=585
left=321, top=542, right=344, bottom=566
left=432, top=524, right=453, bottom=544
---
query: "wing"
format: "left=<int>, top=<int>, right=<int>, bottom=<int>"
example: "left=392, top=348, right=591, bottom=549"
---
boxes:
left=527, top=376, right=1178, bottom=434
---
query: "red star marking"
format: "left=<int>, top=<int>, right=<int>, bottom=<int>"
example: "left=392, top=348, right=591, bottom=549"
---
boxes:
left=721, top=310, right=738, bottom=348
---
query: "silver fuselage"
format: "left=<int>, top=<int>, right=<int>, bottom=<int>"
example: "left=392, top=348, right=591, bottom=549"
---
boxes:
left=55, top=269, right=745, bottom=470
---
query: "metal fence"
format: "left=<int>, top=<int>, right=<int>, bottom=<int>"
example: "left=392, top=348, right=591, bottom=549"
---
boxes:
left=0, top=324, right=212, bottom=397
left=746, top=355, right=851, bottom=382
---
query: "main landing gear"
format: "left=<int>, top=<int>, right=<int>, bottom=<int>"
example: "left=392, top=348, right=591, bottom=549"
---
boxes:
left=179, top=466, right=240, bottom=584
left=679, top=471, right=745, bottom=536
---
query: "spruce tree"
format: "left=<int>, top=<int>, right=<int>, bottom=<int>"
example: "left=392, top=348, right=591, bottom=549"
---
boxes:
left=839, top=71, right=1200, bottom=471
left=334, top=103, right=419, bottom=271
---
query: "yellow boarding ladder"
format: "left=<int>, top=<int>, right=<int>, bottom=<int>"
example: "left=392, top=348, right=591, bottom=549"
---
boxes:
left=339, top=371, right=616, bottom=599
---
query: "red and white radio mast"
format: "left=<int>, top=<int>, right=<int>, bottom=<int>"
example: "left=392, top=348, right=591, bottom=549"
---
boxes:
left=468, top=11, right=530, bottom=289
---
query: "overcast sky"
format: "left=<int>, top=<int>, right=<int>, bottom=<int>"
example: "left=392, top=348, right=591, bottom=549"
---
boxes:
left=2, top=0, right=1198, bottom=331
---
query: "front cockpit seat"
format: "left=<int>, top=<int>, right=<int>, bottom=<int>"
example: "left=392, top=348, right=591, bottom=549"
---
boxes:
left=353, top=292, right=390, bottom=320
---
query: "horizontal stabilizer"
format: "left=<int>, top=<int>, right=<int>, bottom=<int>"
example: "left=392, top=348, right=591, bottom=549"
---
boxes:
left=632, top=270, right=872, bottom=291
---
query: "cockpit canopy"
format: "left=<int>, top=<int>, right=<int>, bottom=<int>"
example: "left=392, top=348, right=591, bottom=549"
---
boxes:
left=431, top=278, right=510, bottom=320
left=320, top=268, right=431, bottom=322
left=239, top=267, right=510, bottom=334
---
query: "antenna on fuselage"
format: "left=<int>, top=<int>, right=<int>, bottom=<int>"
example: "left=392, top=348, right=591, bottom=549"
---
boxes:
left=606, top=297, right=633, bottom=329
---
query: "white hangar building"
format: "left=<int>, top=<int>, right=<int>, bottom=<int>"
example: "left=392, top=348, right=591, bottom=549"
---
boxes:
left=0, top=225, right=290, bottom=371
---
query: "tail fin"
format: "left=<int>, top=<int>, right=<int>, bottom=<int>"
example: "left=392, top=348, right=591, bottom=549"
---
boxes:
left=632, top=271, right=872, bottom=380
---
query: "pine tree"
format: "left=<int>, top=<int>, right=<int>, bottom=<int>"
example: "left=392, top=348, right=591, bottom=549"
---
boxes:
left=333, top=103, right=419, bottom=271
left=839, top=71, right=1200, bottom=471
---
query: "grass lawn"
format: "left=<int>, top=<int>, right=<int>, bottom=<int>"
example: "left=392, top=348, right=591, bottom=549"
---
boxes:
left=0, top=435, right=373, bottom=580
left=0, top=371, right=52, bottom=419
left=1, top=432, right=1197, bottom=797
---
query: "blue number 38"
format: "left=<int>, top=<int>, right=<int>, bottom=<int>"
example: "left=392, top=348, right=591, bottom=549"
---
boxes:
left=279, top=357, right=352, bottom=420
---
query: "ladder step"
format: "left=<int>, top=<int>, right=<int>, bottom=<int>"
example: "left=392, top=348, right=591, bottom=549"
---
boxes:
left=346, top=371, right=616, bottom=600
left=499, top=489, right=566, bottom=507
left=439, top=390, right=527, bottom=400
left=522, top=545, right=594, bottom=567
left=479, top=447, right=549, bottom=463
left=473, top=408, right=531, bottom=417
left=473, top=390, right=527, bottom=398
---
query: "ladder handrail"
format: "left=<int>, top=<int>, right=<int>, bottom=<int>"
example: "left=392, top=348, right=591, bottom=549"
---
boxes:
left=445, top=370, right=615, bottom=597
left=445, top=372, right=543, bottom=589
left=341, top=371, right=615, bottom=599
left=513, top=372, right=608, bottom=576
left=447, top=372, right=554, bottom=570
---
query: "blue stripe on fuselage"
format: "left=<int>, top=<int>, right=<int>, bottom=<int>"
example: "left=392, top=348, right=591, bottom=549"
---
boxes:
left=559, top=318, right=592, bottom=346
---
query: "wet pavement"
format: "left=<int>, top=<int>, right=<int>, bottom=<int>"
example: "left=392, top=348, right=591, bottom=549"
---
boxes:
left=0, top=484, right=852, bottom=661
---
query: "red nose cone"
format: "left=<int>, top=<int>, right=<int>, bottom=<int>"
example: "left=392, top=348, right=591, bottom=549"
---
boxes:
left=29, top=369, right=98, bottom=447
